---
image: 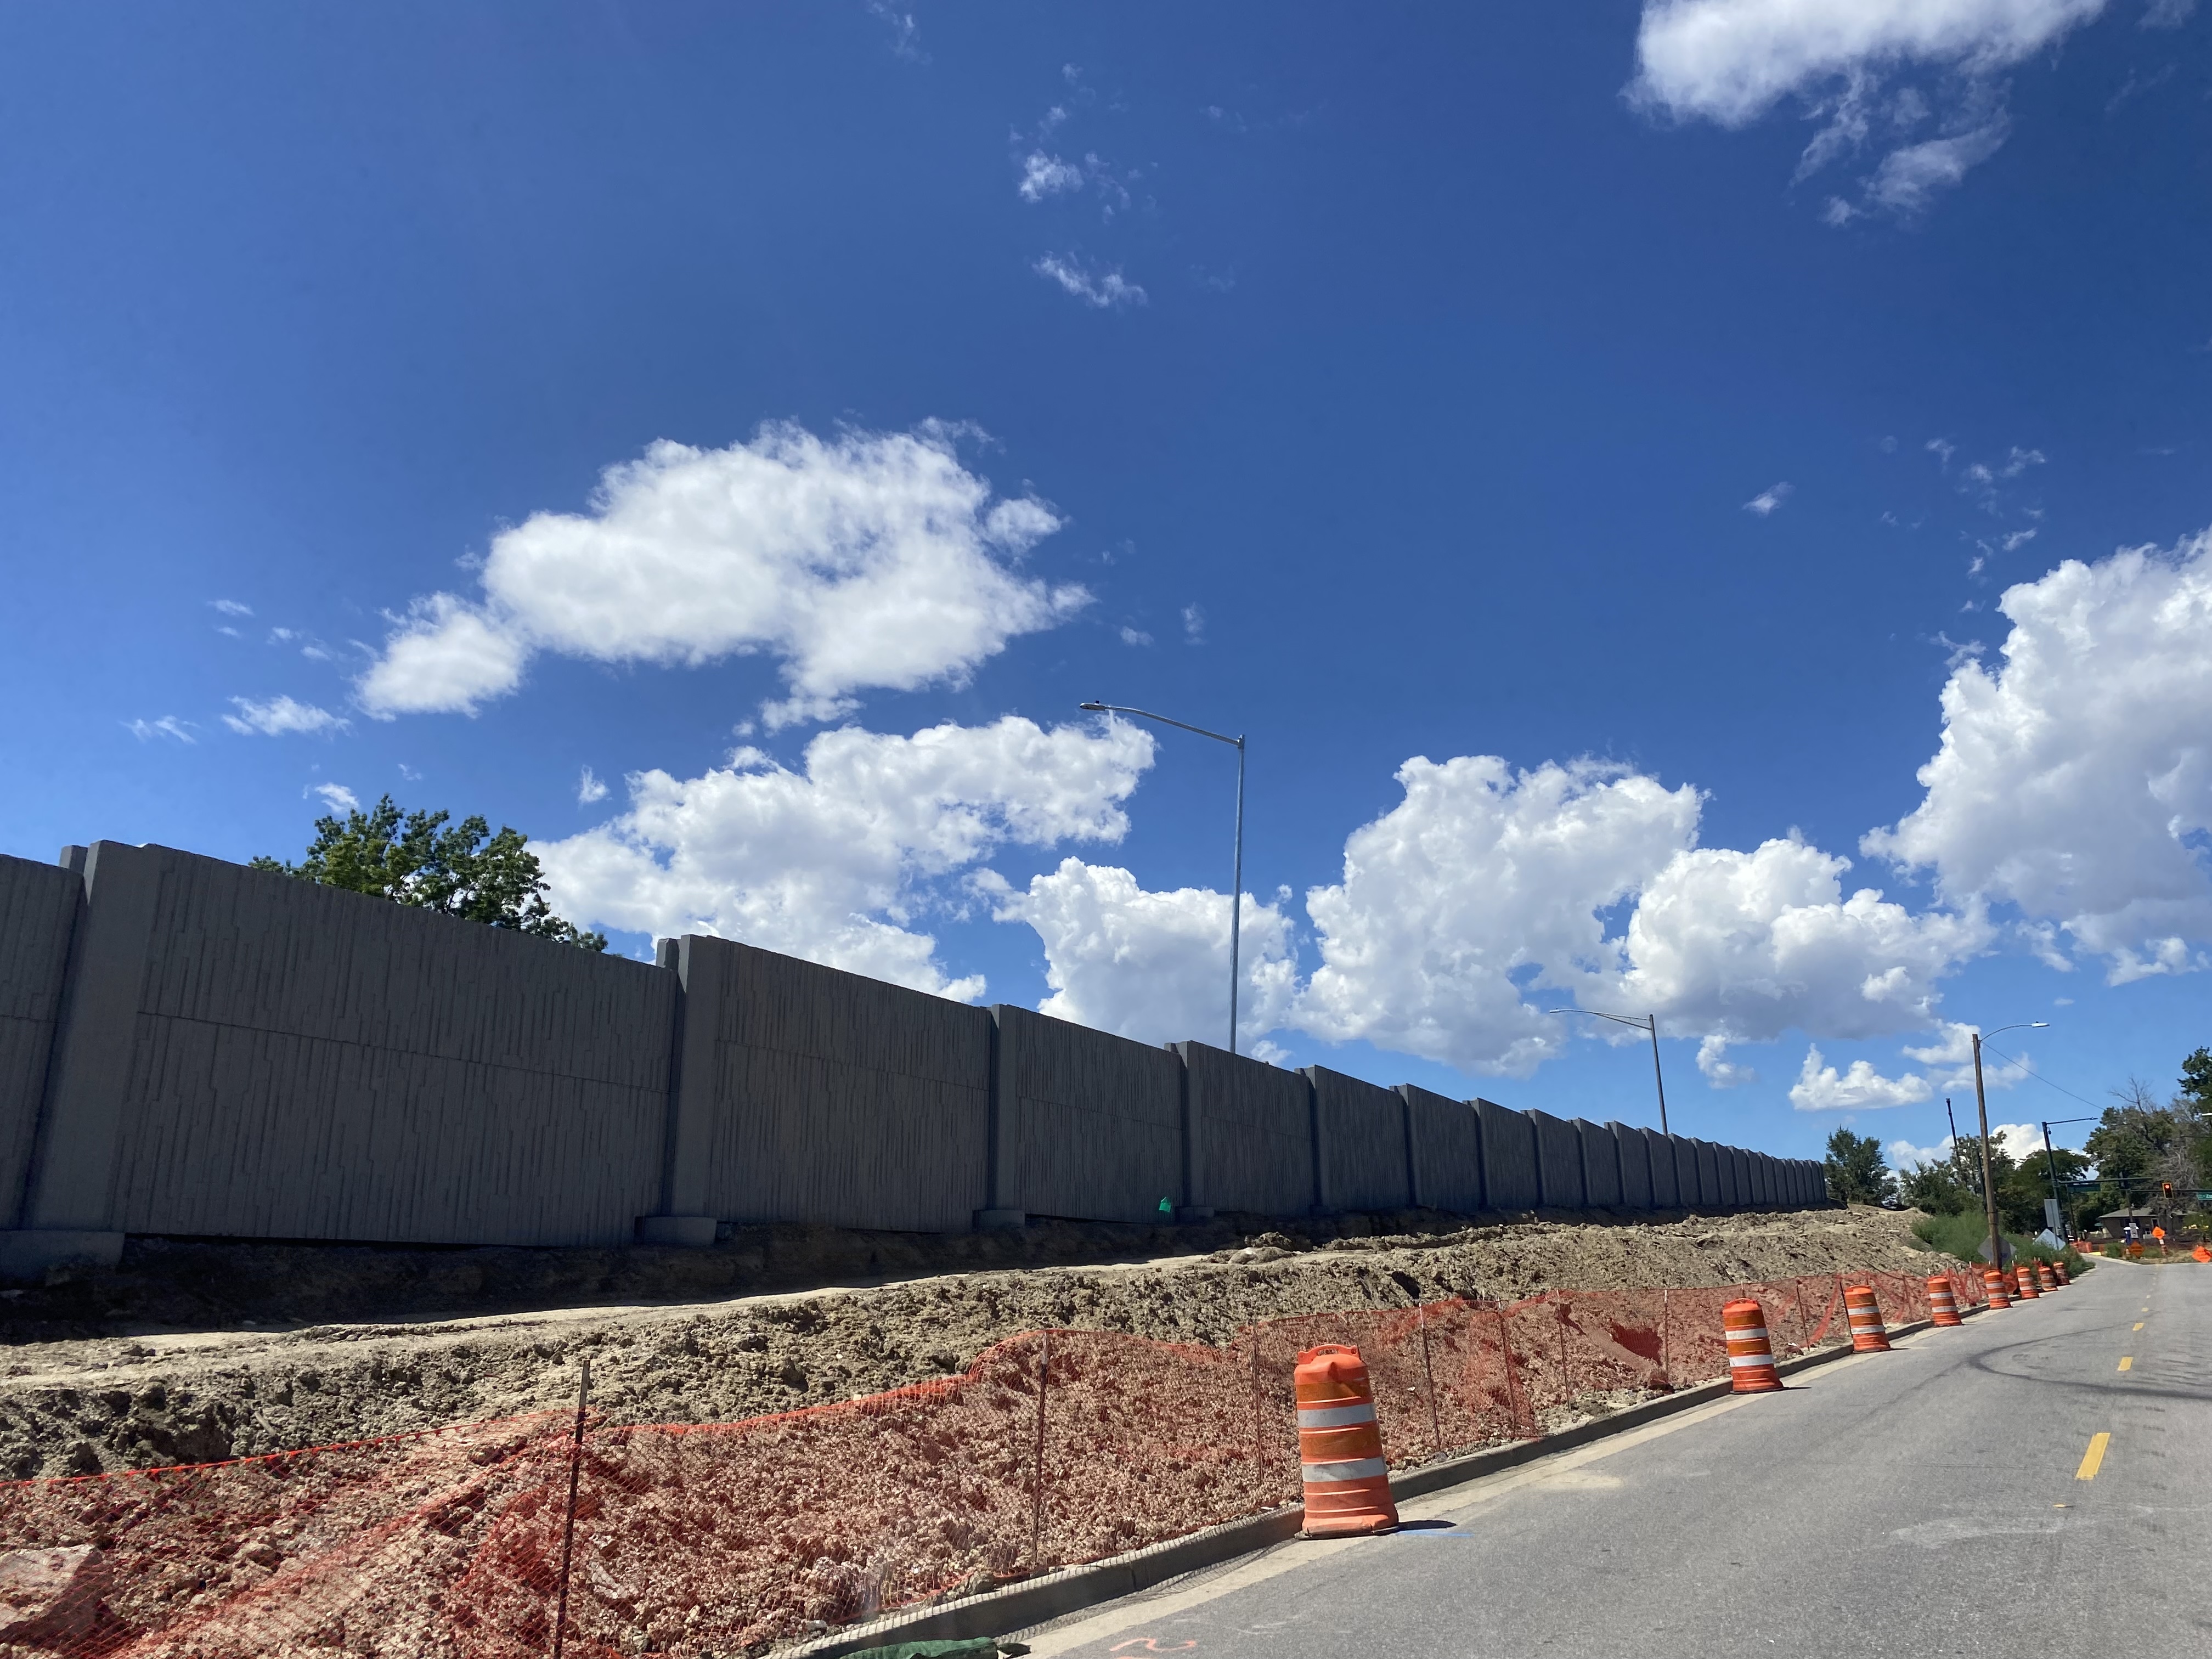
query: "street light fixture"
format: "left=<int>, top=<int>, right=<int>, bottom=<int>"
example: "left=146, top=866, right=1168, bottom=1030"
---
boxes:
left=1077, top=701, right=1246, bottom=1056
left=1971, top=1022, right=2050, bottom=1268
left=1545, top=1008, right=1669, bottom=1136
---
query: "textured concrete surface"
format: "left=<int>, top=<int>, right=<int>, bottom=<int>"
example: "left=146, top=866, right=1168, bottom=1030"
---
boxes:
left=1026, top=1261, right=2187, bottom=1658
left=1306, top=1066, right=1412, bottom=1214
left=1612, top=1122, right=1652, bottom=1210
left=0, top=855, right=79, bottom=1226
left=1177, top=1042, right=1314, bottom=1217
left=1475, top=1099, right=1539, bottom=1212
left=1528, top=1109, right=1584, bottom=1210
left=691, top=936, right=990, bottom=1234
left=997, top=1006, right=1182, bottom=1225
left=1401, top=1085, right=1482, bottom=1214
left=1576, top=1118, right=1622, bottom=1207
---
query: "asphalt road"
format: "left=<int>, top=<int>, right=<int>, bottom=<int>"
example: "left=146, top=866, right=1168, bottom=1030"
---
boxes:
left=1028, top=1259, right=2209, bottom=1658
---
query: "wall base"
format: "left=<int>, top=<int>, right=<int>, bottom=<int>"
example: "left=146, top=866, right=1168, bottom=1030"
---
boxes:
left=1175, top=1205, right=1216, bottom=1223
left=0, top=1230, right=125, bottom=1283
left=634, top=1215, right=718, bottom=1247
left=974, top=1208, right=1026, bottom=1231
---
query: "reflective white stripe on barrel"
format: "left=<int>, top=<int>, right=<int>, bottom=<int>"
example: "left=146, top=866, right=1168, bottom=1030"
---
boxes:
left=1297, top=1403, right=1378, bottom=1429
left=1728, top=1351, right=1776, bottom=1368
left=1301, top=1457, right=1389, bottom=1483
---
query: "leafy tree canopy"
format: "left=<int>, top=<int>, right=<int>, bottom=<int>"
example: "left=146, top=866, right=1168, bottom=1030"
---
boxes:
left=1824, top=1127, right=1895, bottom=1206
left=252, top=795, right=606, bottom=951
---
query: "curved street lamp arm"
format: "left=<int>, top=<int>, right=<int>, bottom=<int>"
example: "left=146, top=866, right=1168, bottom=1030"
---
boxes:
left=1079, top=701, right=1243, bottom=749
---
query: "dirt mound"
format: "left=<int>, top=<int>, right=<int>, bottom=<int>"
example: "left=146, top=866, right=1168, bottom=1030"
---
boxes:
left=0, top=1205, right=1941, bottom=1479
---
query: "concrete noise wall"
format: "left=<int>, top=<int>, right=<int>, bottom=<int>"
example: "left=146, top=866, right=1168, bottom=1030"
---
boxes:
left=671, top=936, right=992, bottom=1236
left=1176, top=1041, right=1316, bottom=1217
left=992, top=1005, right=1183, bottom=1225
left=1576, top=1119, right=1622, bottom=1207
left=1641, top=1127, right=1679, bottom=1207
left=0, top=856, right=80, bottom=1228
left=1401, top=1085, right=1482, bottom=1214
left=1528, top=1110, right=1584, bottom=1209
left=1475, top=1099, right=1540, bottom=1212
left=1611, top=1123, right=1652, bottom=1210
left=1306, top=1066, right=1413, bottom=1212
left=32, top=842, right=673, bottom=1250
left=0, top=840, right=1830, bottom=1268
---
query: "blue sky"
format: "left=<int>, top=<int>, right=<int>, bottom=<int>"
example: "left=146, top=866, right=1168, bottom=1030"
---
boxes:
left=2, top=1, right=2206, bottom=1170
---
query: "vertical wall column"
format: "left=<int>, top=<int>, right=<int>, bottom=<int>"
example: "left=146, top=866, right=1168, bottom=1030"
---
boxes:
left=978, top=1006, right=1026, bottom=1227
left=635, top=936, right=720, bottom=1246
left=3, top=843, right=156, bottom=1277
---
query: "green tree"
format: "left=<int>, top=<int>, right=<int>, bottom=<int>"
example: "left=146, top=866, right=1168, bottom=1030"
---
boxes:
left=1824, top=1127, right=1896, bottom=1206
left=2181, top=1047, right=2212, bottom=1115
left=252, top=795, right=606, bottom=950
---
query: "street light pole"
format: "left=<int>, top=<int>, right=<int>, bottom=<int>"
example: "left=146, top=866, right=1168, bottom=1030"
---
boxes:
left=1969, top=1021, right=2051, bottom=1267
left=1545, top=1008, right=1669, bottom=1136
left=1079, top=702, right=1246, bottom=1056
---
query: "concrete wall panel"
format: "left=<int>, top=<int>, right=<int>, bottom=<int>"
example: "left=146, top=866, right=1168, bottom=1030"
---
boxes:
left=1611, top=1123, right=1652, bottom=1210
left=693, top=938, right=991, bottom=1234
left=1306, top=1066, right=1412, bottom=1213
left=998, top=1006, right=1182, bottom=1224
left=1401, top=1086, right=1482, bottom=1214
left=1691, top=1139, right=1720, bottom=1208
left=1576, top=1119, right=1622, bottom=1207
left=1528, top=1109, right=1584, bottom=1209
left=1178, top=1042, right=1315, bottom=1217
left=1476, top=1100, right=1538, bottom=1212
left=0, top=856, right=80, bottom=1226
left=1727, top=1147, right=1752, bottom=1208
left=1640, top=1127, right=1678, bottom=1207
left=93, top=845, right=672, bottom=1245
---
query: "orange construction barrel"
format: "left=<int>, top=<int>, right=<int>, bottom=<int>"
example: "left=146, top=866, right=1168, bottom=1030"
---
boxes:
left=1844, top=1285, right=1891, bottom=1353
left=1723, top=1300, right=1782, bottom=1393
left=1926, top=1276, right=1962, bottom=1327
left=2015, top=1265, right=2040, bottom=1301
left=1294, top=1344, right=1397, bottom=1537
left=1983, top=1268, right=2011, bottom=1309
left=2036, top=1261, right=2057, bottom=1293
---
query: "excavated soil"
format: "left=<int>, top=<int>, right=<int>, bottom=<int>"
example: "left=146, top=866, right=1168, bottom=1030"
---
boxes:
left=0, top=1205, right=1950, bottom=1479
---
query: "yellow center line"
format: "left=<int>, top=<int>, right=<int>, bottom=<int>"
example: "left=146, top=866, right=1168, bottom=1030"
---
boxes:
left=2117, top=1356, right=2133, bottom=1372
left=2077, top=1433, right=2111, bottom=1480
left=2133, top=1322, right=2144, bottom=1331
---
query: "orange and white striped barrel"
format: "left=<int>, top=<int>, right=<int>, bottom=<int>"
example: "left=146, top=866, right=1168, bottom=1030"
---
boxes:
left=1926, top=1276, right=1962, bottom=1327
left=2036, top=1261, right=2057, bottom=1292
left=2055, top=1260, right=2073, bottom=1283
left=2014, top=1265, right=2040, bottom=1300
left=1723, top=1299, right=1782, bottom=1393
left=1983, top=1268, right=2011, bottom=1308
left=1293, top=1344, right=1397, bottom=1537
left=1843, top=1285, right=1891, bottom=1353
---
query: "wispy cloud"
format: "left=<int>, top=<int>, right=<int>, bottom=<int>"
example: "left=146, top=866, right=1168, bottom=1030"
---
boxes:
left=210, top=599, right=253, bottom=618
left=1118, top=625, right=1153, bottom=647
left=223, top=695, right=348, bottom=737
left=865, top=0, right=925, bottom=61
left=309, top=782, right=360, bottom=814
left=578, top=765, right=610, bottom=805
left=1182, top=602, right=1205, bottom=644
left=1743, top=482, right=1793, bottom=516
left=1017, top=153, right=1085, bottom=202
left=125, top=715, right=199, bottom=744
left=1033, top=252, right=1147, bottom=309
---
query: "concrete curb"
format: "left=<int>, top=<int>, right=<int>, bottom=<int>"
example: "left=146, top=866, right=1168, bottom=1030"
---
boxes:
left=794, top=1304, right=1981, bottom=1657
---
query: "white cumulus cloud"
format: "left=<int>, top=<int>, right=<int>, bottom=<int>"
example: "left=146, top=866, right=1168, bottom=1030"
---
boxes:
left=985, top=857, right=1298, bottom=1047
left=1865, top=528, right=2212, bottom=984
left=1697, top=1034, right=1760, bottom=1087
left=535, top=716, right=1154, bottom=999
left=356, top=423, right=1088, bottom=727
left=1790, top=1045, right=1932, bottom=1110
left=224, top=695, right=348, bottom=737
left=1630, top=0, right=2108, bottom=217
left=1018, top=153, right=1085, bottom=201
left=1033, top=253, right=1148, bottom=310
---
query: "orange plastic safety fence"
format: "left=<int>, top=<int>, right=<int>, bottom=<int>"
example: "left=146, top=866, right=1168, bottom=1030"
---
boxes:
left=0, top=1268, right=1984, bottom=1656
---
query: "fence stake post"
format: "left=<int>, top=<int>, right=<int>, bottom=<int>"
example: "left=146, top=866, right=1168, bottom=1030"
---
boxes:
left=1415, top=1300, right=1443, bottom=1460
left=1658, top=1289, right=1671, bottom=1390
left=1246, top=1331, right=1268, bottom=1498
left=1790, top=1278, right=1813, bottom=1355
left=1030, top=1330, right=1051, bottom=1570
left=1493, top=1305, right=1533, bottom=1439
left=1555, top=1300, right=1572, bottom=1405
left=551, top=1354, right=590, bottom=1659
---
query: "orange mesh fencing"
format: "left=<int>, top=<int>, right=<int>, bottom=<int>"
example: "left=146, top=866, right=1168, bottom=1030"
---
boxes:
left=0, top=1268, right=1988, bottom=1657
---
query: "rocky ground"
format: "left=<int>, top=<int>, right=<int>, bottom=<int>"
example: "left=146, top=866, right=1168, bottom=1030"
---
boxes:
left=0, top=1204, right=1951, bottom=1478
